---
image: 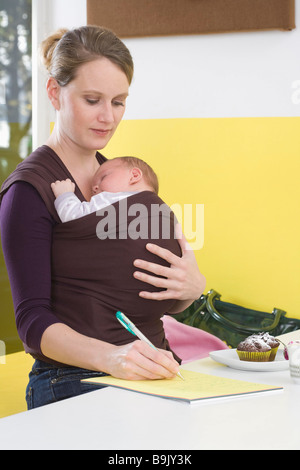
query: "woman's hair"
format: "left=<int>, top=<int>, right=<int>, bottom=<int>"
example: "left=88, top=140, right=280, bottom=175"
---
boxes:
left=114, top=156, right=159, bottom=195
left=40, top=25, right=134, bottom=86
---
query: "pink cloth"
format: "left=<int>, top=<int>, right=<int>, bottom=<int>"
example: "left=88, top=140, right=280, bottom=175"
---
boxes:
left=162, top=315, right=229, bottom=364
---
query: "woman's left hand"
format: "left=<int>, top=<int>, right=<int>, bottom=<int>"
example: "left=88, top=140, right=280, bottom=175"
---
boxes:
left=133, top=225, right=206, bottom=309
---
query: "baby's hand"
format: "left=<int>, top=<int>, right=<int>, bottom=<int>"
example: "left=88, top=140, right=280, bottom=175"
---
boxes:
left=51, top=179, right=75, bottom=198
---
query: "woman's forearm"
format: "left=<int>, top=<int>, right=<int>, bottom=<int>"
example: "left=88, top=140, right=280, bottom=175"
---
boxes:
left=40, top=323, right=115, bottom=373
left=40, top=322, right=180, bottom=380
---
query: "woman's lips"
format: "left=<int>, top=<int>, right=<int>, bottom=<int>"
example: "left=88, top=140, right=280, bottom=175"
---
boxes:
left=91, top=128, right=111, bottom=136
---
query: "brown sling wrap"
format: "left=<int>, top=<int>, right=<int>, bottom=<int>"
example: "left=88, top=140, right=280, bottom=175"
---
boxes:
left=1, top=146, right=182, bottom=363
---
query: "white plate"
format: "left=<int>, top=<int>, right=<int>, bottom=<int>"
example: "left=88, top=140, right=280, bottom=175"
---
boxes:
left=209, top=348, right=289, bottom=372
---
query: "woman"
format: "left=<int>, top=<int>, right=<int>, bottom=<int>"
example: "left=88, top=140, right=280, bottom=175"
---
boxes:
left=0, top=26, right=205, bottom=409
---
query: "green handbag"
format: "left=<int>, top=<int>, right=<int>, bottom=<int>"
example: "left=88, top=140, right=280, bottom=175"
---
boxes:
left=173, top=289, right=300, bottom=348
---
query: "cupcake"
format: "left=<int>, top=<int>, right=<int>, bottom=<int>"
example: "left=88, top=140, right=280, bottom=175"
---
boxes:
left=258, top=333, right=280, bottom=361
left=237, top=336, right=272, bottom=362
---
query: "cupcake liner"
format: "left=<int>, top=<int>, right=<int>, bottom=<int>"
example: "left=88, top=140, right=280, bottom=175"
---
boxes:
left=237, top=350, right=272, bottom=362
left=269, top=346, right=279, bottom=362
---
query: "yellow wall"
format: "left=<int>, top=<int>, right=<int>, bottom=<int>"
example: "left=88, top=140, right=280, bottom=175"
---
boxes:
left=105, top=116, right=300, bottom=318
left=0, top=352, right=34, bottom=418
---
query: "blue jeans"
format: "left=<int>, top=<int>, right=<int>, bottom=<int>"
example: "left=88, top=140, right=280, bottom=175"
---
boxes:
left=26, top=360, right=108, bottom=410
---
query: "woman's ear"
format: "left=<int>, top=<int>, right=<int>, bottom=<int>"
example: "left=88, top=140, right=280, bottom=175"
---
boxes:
left=129, top=167, right=143, bottom=185
left=46, top=77, right=61, bottom=111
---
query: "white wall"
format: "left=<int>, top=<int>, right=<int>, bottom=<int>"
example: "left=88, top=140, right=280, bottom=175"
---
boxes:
left=32, top=0, right=300, bottom=146
left=125, top=27, right=300, bottom=119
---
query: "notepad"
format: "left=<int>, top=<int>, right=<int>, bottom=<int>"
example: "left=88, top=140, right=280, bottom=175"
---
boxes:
left=82, top=370, right=283, bottom=404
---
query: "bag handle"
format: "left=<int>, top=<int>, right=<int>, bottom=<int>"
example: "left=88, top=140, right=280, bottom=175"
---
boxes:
left=188, top=295, right=207, bottom=327
left=206, top=289, right=286, bottom=335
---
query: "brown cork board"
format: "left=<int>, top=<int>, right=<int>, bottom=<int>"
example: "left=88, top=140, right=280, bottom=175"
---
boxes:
left=86, top=0, right=295, bottom=38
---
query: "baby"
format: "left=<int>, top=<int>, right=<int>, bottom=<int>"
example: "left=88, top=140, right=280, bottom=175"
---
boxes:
left=51, top=156, right=159, bottom=223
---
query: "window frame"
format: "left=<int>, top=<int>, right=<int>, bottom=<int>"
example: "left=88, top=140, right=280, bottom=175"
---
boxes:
left=32, top=0, right=56, bottom=149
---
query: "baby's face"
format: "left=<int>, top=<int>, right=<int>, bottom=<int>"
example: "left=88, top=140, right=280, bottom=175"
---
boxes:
left=92, top=160, right=132, bottom=195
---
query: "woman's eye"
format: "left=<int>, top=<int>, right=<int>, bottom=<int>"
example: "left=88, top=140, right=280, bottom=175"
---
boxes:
left=112, top=100, right=125, bottom=107
left=86, top=98, right=99, bottom=105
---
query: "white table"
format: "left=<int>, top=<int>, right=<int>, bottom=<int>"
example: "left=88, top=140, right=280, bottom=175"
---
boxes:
left=0, top=331, right=300, bottom=450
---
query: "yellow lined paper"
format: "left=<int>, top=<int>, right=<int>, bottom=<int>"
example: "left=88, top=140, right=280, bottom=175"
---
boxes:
left=83, top=369, right=283, bottom=404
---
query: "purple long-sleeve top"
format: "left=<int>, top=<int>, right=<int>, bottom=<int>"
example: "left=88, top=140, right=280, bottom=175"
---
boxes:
left=0, top=181, right=61, bottom=354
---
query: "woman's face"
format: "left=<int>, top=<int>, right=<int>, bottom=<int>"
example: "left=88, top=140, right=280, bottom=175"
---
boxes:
left=53, top=58, right=129, bottom=152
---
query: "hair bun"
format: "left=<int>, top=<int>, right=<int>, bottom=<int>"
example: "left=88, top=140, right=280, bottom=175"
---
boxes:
left=40, top=28, right=69, bottom=72
left=38, top=26, right=133, bottom=86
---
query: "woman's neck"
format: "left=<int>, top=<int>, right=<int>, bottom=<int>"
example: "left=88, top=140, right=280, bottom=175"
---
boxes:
left=46, top=131, right=101, bottom=201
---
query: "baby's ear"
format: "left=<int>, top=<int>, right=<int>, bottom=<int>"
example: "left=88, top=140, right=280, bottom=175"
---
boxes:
left=130, top=167, right=142, bottom=184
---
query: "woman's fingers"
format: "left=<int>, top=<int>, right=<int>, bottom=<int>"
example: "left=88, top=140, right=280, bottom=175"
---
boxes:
left=134, top=250, right=203, bottom=302
left=134, top=257, right=170, bottom=279
left=108, top=341, right=179, bottom=381
left=133, top=263, right=182, bottom=300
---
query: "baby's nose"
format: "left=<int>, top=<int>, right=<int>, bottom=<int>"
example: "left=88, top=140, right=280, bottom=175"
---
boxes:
left=92, top=184, right=99, bottom=194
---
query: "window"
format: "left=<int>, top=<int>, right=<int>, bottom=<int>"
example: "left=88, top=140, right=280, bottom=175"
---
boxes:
left=0, top=0, right=32, bottom=186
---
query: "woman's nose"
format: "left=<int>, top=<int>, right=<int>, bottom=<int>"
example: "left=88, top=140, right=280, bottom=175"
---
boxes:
left=98, top=102, right=114, bottom=123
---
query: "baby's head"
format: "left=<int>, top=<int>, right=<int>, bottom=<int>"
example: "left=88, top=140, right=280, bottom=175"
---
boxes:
left=92, top=157, right=159, bottom=195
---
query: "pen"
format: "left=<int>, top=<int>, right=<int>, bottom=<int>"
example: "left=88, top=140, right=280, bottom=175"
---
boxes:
left=116, top=311, right=184, bottom=380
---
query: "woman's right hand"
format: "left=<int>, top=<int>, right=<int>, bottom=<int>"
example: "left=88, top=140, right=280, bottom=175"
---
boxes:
left=105, top=340, right=180, bottom=381
left=40, top=323, right=179, bottom=380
